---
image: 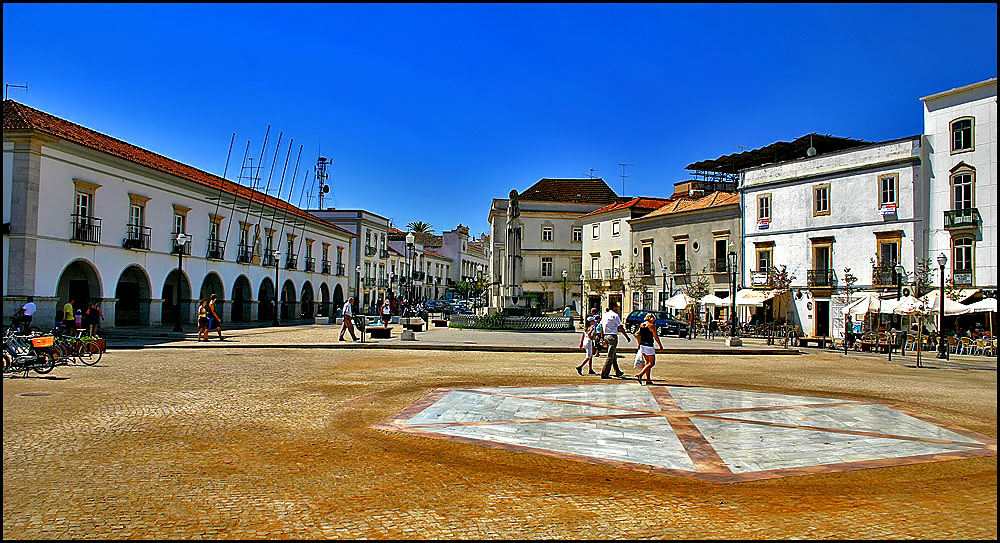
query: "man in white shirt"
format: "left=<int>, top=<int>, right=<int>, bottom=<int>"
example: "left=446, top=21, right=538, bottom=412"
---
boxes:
left=599, top=302, right=631, bottom=379
left=339, top=297, right=358, bottom=341
left=12, top=296, right=36, bottom=332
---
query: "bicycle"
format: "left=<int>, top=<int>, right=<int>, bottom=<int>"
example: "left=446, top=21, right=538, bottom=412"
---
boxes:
left=3, top=329, right=57, bottom=376
left=51, top=328, right=103, bottom=366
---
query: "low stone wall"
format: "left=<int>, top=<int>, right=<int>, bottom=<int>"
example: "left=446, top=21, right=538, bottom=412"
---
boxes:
left=450, top=314, right=575, bottom=330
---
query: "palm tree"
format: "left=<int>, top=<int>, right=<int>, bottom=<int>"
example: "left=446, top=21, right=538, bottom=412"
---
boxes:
left=407, top=221, right=434, bottom=234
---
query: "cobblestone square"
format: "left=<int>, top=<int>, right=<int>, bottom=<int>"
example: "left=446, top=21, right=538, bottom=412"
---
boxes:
left=3, top=329, right=997, bottom=539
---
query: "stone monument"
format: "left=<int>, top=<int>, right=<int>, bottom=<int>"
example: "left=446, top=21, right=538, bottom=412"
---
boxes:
left=502, top=190, right=528, bottom=317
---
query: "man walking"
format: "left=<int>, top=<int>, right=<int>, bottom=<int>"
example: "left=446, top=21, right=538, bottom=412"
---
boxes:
left=599, top=302, right=631, bottom=379
left=339, top=296, right=358, bottom=341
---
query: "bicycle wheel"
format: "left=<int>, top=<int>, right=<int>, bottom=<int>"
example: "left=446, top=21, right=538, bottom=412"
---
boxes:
left=32, top=352, right=56, bottom=375
left=79, top=341, right=103, bottom=366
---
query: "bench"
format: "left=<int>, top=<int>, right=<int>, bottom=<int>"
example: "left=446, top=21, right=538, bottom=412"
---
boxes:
left=432, top=319, right=448, bottom=328
left=403, top=322, right=424, bottom=332
left=367, top=326, right=392, bottom=339
left=798, top=336, right=830, bottom=348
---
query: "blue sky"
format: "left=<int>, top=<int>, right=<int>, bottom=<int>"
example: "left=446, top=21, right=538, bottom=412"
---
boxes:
left=3, top=4, right=997, bottom=236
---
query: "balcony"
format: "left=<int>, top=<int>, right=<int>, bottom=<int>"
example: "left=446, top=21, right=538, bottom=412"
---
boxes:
left=335, top=263, right=346, bottom=276
left=364, top=245, right=377, bottom=257
left=750, top=269, right=774, bottom=288
left=304, top=258, right=316, bottom=272
left=321, top=260, right=332, bottom=274
left=669, top=260, right=691, bottom=275
left=806, top=268, right=836, bottom=288
left=586, top=270, right=602, bottom=280
left=379, top=249, right=390, bottom=259
left=171, top=233, right=191, bottom=255
left=379, top=279, right=390, bottom=288
left=709, top=258, right=729, bottom=274
left=872, top=266, right=899, bottom=287
left=413, top=271, right=425, bottom=281
left=284, top=254, right=298, bottom=270
left=123, top=224, right=151, bottom=251
left=944, top=208, right=981, bottom=230
left=71, top=214, right=102, bottom=244
left=640, top=262, right=654, bottom=276
left=952, top=269, right=973, bottom=286
left=237, top=245, right=254, bottom=264
left=603, top=267, right=623, bottom=281
left=206, top=239, right=225, bottom=260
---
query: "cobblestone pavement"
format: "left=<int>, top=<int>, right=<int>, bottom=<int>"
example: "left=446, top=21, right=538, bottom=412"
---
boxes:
left=3, top=335, right=996, bottom=539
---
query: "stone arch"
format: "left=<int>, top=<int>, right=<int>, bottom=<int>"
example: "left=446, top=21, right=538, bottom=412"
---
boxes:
left=280, top=279, right=297, bottom=320
left=319, top=282, right=331, bottom=317
left=161, top=269, right=193, bottom=324
left=199, top=272, right=226, bottom=317
left=115, top=264, right=152, bottom=326
left=55, top=259, right=104, bottom=318
left=257, top=277, right=275, bottom=322
left=333, top=284, right=345, bottom=315
left=231, top=275, right=253, bottom=322
left=300, top=281, right=315, bottom=319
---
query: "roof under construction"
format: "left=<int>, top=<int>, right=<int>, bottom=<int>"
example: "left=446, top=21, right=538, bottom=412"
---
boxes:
left=686, top=133, right=870, bottom=174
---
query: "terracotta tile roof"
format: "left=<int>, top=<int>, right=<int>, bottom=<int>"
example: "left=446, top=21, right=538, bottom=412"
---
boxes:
left=582, top=196, right=672, bottom=218
left=641, top=192, right=739, bottom=218
left=3, top=100, right=355, bottom=238
left=518, top=178, right=619, bottom=204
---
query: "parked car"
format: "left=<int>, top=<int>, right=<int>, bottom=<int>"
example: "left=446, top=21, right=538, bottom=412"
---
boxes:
left=624, top=310, right=689, bottom=337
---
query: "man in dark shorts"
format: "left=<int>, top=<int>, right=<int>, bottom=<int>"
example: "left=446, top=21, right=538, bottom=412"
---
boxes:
left=208, top=294, right=225, bottom=340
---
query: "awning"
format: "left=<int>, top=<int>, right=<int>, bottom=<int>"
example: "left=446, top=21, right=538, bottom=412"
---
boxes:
left=841, top=293, right=886, bottom=318
left=890, top=296, right=931, bottom=315
left=963, top=297, right=997, bottom=313
left=700, top=294, right=728, bottom=306
left=952, top=288, right=980, bottom=302
left=735, top=289, right=778, bottom=307
left=665, top=292, right=695, bottom=310
left=919, top=291, right=972, bottom=316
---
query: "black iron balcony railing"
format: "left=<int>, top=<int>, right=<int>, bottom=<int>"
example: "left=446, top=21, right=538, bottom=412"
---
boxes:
left=669, top=260, right=691, bottom=275
left=604, top=267, right=623, bottom=280
left=413, top=271, right=425, bottom=281
left=640, top=262, right=654, bottom=276
left=284, top=254, right=298, bottom=270
left=872, top=265, right=898, bottom=287
left=206, top=239, right=225, bottom=260
left=750, top=269, right=774, bottom=288
left=71, top=214, right=102, bottom=243
left=123, top=224, right=151, bottom=250
left=379, top=249, right=389, bottom=259
left=709, top=258, right=729, bottom=273
left=807, top=268, right=836, bottom=287
left=379, top=279, right=390, bottom=288
left=321, top=260, right=331, bottom=274
left=263, top=253, right=279, bottom=267
left=364, top=245, right=377, bottom=257
left=586, top=270, right=602, bottom=280
left=304, top=258, right=316, bottom=272
left=335, top=263, right=345, bottom=276
left=171, top=234, right=191, bottom=255
left=237, top=245, right=254, bottom=264
left=944, top=208, right=981, bottom=230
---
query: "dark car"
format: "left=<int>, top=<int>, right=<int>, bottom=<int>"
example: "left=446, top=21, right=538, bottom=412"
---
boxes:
left=624, top=309, right=689, bottom=337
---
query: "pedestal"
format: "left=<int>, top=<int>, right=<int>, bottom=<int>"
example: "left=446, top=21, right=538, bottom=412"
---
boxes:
left=401, top=329, right=416, bottom=341
left=725, top=337, right=743, bottom=347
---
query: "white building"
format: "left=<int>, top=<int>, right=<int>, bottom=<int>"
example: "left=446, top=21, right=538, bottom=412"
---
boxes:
left=306, top=208, right=392, bottom=313
left=488, top=178, right=619, bottom=312
left=579, top=196, right=670, bottom=314
left=738, top=134, right=924, bottom=337
left=437, top=224, right=489, bottom=287
left=3, top=100, right=356, bottom=328
left=920, top=78, right=997, bottom=294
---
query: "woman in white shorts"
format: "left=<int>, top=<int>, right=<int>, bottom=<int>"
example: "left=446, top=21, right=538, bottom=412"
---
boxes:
left=634, top=313, right=663, bottom=385
left=576, top=319, right=598, bottom=375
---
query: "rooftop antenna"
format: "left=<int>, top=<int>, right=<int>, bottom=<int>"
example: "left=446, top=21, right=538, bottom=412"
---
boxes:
left=806, top=134, right=817, bottom=157
left=315, top=155, right=331, bottom=209
left=4, top=83, right=28, bottom=100
left=583, top=167, right=601, bottom=179
left=617, top=162, right=634, bottom=196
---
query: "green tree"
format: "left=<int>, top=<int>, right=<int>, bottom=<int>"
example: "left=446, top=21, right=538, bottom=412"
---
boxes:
left=406, top=221, right=434, bottom=233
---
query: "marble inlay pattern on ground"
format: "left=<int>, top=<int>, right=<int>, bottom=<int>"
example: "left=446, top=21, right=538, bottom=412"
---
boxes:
left=374, top=384, right=997, bottom=482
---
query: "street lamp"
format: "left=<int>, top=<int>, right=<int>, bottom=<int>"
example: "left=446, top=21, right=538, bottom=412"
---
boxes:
left=561, top=269, right=568, bottom=311
left=937, top=253, right=948, bottom=360
left=406, top=232, right=415, bottom=305
left=355, top=264, right=362, bottom=314
left=658, top=257, right=667, bottom=312
left=727, top=250, right=741, bottom=346
left=173, top=233, right=188, bottom=333
left=272, top=249, right=281, bottom=327
left=579, top=272, right=585, bottom=325
left=894, top=264, right=905, bottom=300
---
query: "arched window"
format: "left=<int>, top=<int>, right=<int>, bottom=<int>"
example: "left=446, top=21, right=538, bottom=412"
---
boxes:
left=950, top=117, right=974, bottom=153
left=950, top=167, right=975, bottom=210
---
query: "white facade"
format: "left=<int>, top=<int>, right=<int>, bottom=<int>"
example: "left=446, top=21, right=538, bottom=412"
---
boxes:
left=438, top=225, right=489, bottom=285
left=306, top=209, right=393, bottom=313
left=921, top=78, right=998, bottom=291
left=741, top=136, right=923, bottom=337
left=4, top=101, right=355, bottom=329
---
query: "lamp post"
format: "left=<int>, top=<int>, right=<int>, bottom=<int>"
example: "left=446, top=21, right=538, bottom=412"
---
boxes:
left=894, top=264, right=904, bottom=300
left=658, top=257, right=668, bottom=312
left=561, top=269, right=568, bottom=311
left=579, top=272, right=585, bottom=325
left=173, top=233, right=188, bottom=333
left=406, top=232, right=415, bottom=307
left=355, top=264, right=362, bottom=314
left=937, top=253, right=948, bottom=360
left=727, top=250, right=741, bottom=346
left=272, top=249, right=280, bottom=327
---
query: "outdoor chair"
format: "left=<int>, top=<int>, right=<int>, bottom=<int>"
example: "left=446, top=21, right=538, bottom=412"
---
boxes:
left=973, top=338, right=987, bottom=356
left=958, top=337, right=974, bottom=355
left=904, top=333, right=918, bottom=352
left=947, top=336, right=959, bottom=354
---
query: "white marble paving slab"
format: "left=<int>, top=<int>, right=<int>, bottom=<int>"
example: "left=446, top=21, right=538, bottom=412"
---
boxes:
left=665, top=386, right=847, bottom=412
